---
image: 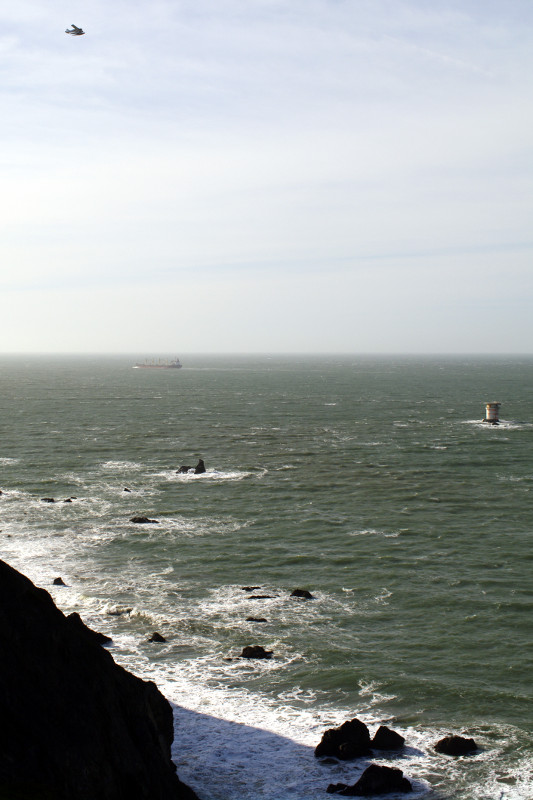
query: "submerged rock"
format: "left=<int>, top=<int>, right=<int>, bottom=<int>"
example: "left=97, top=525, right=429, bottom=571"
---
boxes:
left=130, top=516, right=159, bottom=524
left=241, top=645, right=273, bottom=659
left=246, top=617, right=267, bottom=623
left=0, top=559, right=197, bottom=800
left=315, top=718, right=371, bottom=760
left=327, top=764, right=412, bottom=795
left=290, top=588, right=314, bottom=599
left=434, top=735, right=478, bottom=756
left=40, top=497, right=55, bottom=503
left=148, top=632, right=167, bottom=643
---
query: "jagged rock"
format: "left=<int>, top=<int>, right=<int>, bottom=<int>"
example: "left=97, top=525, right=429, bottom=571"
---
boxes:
left=124, top=487, right=132, bottom=492
left=315, top=719, right=371, bottom=760
left=66, top=612, right=112, bottom=645
left=241, top=645, right=273, bottom=659
left=0, top=559, right=197, bottom=800
left=177, top=460, right=206, bottom=475
left=434, top=735, right=478, bottom=755
left=246, top=617, right=267, bottom=622
left=53, top=577, right=66, bottom=586
left=130, top=516, right=159, bottom=524
left=290, top=588, right=314, bottom=599
left=327, top=764, right=412, bottom=795
left=148, top=632, right=167, bottom=643
left=371, top=725, right=405, bottom=750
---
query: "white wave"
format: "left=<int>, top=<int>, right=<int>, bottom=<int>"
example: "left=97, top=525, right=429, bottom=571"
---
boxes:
left=0, top=457, right=19, bottom=465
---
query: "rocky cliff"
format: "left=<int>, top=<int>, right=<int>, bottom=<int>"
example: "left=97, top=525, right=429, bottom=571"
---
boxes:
left=0, top=560, right=198, bottom=800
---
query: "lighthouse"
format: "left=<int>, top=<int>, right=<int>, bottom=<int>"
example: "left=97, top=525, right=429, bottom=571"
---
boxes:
left=483, top=402, right=501, bottom=424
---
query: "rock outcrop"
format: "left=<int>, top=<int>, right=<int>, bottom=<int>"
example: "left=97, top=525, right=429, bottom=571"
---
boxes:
left=0, top=560, right=198, bottom=800
left=315, top=719, right=372, bottom=760
left=434, top=735, right=478, bottom=756
left=327, top=764, right=412, bottom=795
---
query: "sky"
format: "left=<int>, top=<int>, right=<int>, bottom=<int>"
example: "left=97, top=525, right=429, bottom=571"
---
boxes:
left=1, top=0, right=532, bottom=354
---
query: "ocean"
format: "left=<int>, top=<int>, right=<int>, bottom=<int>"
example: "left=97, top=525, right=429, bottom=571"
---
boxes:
left=0, top=354, right=532, bottom=800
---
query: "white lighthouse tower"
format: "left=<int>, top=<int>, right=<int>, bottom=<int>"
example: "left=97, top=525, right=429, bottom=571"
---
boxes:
left=483, top=402, right=501, bottom=424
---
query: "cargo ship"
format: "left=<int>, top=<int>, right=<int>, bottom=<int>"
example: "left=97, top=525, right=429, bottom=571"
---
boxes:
left=133, top=358, right=182, bottom=369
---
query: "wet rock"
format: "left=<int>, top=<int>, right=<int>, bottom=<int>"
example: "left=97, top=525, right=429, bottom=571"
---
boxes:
left=194, top=459, right=206, bottom=474
left=148, top=632, right=167, bottom=643
left=371, top=725, right=405, bottom=750
left=290, top=588, right=314, bottom=599
left=53, top=577, right=66, bottom=586
left=63, top=498, right=72, bottom=503
left=241, top=586, right=261, bottom=592
left=107, top=607, right=132, bottom=617
left=176, top=466, right=192, bottom=474
left=434, top=735, right=478, bottom=756
left=315, top=719, right=371, bottom=760
left=246, top=617, right=267, bottom=622
left=327, top=764, right=412, bottom=795
left=249, top=595, right=274, bottom=599
left=241, top=645, right=273, bottom=659
left=123, top=487, right=132, bottom=493
left=41, top=497, right=55, bottom=503
left=130, top=516, right=159, bottom=524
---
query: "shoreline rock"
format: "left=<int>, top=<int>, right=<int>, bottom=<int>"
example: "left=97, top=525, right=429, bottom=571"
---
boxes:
left=0, top=559, right=198, bottom=800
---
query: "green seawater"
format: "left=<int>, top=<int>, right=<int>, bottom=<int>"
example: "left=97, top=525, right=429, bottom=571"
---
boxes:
left=1, top=354, right=532, bottom=799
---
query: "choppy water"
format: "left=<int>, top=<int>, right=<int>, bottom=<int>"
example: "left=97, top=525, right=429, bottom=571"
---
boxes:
left=1, top=354, right=532, bottom=800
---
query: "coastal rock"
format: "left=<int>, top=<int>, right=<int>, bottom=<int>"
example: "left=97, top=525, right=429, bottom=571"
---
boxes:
left=315, top=719, right=372, bottom=760
left=327, top=764, right=412, bottom=795
left=246, top=617, right=267, bottom=622
left=241, top=586, right=261, bottom=592
left=41, top=497, right=55, bottom=503
left=0, top=559, right=197, bottom=800
left=434, top=735, right=478, bottom=756
left=241, top=645, right=273, bottom=659
left=290, top=588, right=314, bottom=599
left=148, top=632, right=167, bottom=643
left=130, top=516, right=159, bottom=524
left=177, top=460, right=206, bottom=475
left=66, top=612, right=112, bottom=645
left=53, top=577, right=66, bottom=586
left=371, top=725, right=405, bottom=750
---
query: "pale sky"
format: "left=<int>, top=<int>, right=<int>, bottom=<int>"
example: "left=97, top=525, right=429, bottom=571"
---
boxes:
left=1, top=0, right=532, bottom=353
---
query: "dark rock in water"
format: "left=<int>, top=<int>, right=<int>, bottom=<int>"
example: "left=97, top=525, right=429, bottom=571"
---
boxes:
left=246, top=617, right=267, bottom=623
left=327, top=764, right=412, bottom=795
left=177, top=460, right=206, bottom=475
left=0, top=559, right=197, bottom=800
left=434, top=735, right=478, bottom=756
left=130, top=516, right=159, bottom=524
left=249, top=595, right=274, bottom=599
left=241, top=645, right=273, bottom=659
left=371, top=725, right=405, bottom=750
left=66, top=612, right=112, bottom=645
left=41, top=497, right=55, bottom=503
left=53, top=577, right=66, bottom=586
left=241, top=586, right=261, bottom=592
left=124, top=487, right=132, bottom=492
left=148, top=632, right=167, bottom=643
left=63, top=498, right=72, bottom=503
left=290, top=588, right=314, bottom=599
left=315, top=718, right=371, bottom=760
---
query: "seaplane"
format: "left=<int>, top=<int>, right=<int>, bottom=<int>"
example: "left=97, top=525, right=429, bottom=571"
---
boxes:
left=65, top=24, right=85, bottom=36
